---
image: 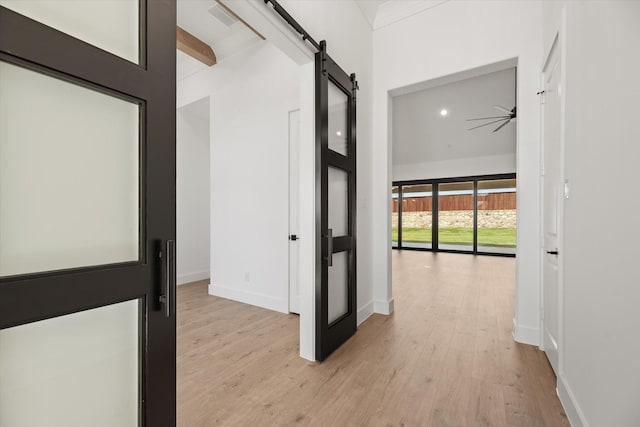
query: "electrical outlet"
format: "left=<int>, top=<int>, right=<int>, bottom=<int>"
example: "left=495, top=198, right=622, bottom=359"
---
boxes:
left=244, top=272, right=250, bottom=282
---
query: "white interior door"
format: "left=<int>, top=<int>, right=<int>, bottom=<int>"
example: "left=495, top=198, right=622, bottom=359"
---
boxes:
left=289, top=110, right=301, bottom=314
left=542, top=39, right=562, bottom=376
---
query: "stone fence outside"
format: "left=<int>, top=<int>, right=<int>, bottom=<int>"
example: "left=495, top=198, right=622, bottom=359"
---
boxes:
left=392, top=210, right=516, bottom=229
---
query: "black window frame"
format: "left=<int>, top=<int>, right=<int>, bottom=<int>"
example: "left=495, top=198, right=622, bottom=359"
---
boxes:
left=392, top=173, right=517, bottom=257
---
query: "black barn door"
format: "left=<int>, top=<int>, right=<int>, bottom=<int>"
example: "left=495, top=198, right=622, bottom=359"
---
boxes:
left=315, top=42, right=358, bottom=361
left=0, top=2, right=176, bottom=426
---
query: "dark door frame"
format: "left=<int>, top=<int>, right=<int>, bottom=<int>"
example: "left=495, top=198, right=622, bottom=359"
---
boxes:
left=0, top=3, right=176, bottom=425
left=315, top=41, right=358, bottom=361
left=392, top=173, right=517, bottom=257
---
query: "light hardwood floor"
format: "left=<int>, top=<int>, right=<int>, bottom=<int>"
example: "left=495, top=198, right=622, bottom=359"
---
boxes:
left=177, top=251, right=568, bottom=426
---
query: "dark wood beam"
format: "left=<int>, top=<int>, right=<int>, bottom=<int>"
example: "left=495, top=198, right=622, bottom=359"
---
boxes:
left=176, top=26, right=217, bottom=66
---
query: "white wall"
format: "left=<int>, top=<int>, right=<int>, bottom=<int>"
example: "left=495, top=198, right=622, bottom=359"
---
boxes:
left=176, top=98, right=210, bottom=285
left=178, top=42, right=299, bottom=313
left=393, top=154, right=516, bottom=182
left=543, top=2, right=640, bottom=426
left=372, top=0, right=543, bottom=342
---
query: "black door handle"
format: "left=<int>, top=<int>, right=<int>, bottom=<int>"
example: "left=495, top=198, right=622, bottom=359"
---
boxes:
left=159, top=240, right=176, bottom=317
left=546, top=250, right=559, bottom=255
left=289, top=234, right=298, bottom=241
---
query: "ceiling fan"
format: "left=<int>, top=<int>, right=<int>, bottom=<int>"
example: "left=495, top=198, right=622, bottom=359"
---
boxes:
left=467, top=105, right=516, bottom=133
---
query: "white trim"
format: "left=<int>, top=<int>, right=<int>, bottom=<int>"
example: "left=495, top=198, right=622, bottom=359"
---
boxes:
left=512, top=318, right=539, bottom=346
left=297, top=62, right=316, bottom=362
left=557, top=374, right=588, bottom=427
left=177, top=271, right=210, bottom=285
left=374, top=298, right=394, bottom=315
left=208, top=283, right=288, bottom=314
left=357, top=300, right=374, bottom=326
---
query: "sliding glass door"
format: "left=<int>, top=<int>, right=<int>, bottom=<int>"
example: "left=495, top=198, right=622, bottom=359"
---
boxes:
left=392, top=186, right=399, bottom=248
left=477, top=179, right=517, bottom=255
left=391, top=174, right=516, bottom=256
left=401, top=184, right=433, bottom=249
left=437, top=181, right=474, bottom=252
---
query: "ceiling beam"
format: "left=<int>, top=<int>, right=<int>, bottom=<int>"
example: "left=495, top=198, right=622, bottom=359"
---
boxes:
left=176, top=26, right=217, bottom=66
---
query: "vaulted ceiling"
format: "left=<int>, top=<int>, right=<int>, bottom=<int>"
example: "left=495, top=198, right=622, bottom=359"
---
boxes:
left=354, top=0, right=449, bottom=29
left=393, top=67, right=516, bottom=165
left=176, top=0, right=451, bottom=80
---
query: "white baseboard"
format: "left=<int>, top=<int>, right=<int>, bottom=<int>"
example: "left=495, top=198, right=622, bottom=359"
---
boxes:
left=177, top=270, right=210, bottom=285
left=512, top=318, right=540, bottom=346
left=208, top=283, right=288, bottom=314
left=558, top=374, right=588, bottom=427
left=357, top=300, right=374, bottom=326
left=373, top=298, right=394, bottom=315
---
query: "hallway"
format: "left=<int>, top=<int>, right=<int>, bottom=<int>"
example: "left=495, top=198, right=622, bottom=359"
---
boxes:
left=177, top=251, right=567, bottom=426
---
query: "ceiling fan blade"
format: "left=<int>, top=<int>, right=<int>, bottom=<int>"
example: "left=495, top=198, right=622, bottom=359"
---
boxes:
left=466, top=115, right=511, bottom=122
left=468, top=118, right=508, bottom=131
left=493, top=105, right=512, bottom=114
left=492, top=119, right=512, bottom=133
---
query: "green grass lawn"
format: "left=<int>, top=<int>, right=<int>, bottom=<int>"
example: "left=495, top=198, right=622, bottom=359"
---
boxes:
left=392, top=227, right=516, bottom=247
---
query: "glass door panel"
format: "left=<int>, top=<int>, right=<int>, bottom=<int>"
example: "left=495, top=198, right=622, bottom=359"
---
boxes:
left=477, top=179, right=517, bottom=254
left=0, top=0, right=139, bottom=63
left=327, top=80, right=348, bottom=156
left=391, top=186, right=399, bottom=248
left=0, top=60, right=140, bottom=278
left=0, top=299, right=140, bottom=427
left=402, top=184, right=433, bottom=249
left=328, top=167, right=348, bottom=237
left=328, top=251, right=348, bottom=324
left=438, top=182, right=474, bottom=251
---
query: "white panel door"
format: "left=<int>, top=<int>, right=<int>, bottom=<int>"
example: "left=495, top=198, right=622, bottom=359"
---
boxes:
left=542, top=39, right=562, bottom=376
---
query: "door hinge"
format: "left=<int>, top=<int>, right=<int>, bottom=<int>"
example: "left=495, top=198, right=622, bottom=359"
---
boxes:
left=289, top=234, right=299, bottom=241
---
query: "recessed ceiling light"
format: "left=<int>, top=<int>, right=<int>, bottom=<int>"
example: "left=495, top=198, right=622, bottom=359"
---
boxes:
left=440, top=109, right=448, bottom=116
left=336, top=131, right=342, bottom=136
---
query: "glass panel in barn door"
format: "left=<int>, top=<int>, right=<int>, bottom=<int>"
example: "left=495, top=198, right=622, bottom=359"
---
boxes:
left=477, top=179, right=517, bottom=254
left=0, top=60, right=139, bottom=278
left=0, top=1, right=176, bottom=425
left=328, top=167, right=348, bottom=237
left=438, top=181, right=474, bottom=251
left=0, top=300, right=140, bottom=427
left=401, top=184, right=433, bottom=249
left=327, top=80, right=348, bottom=156
left=0, top=0, right=139, bottom=63
left=328, top=251, right=348, bottom=324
